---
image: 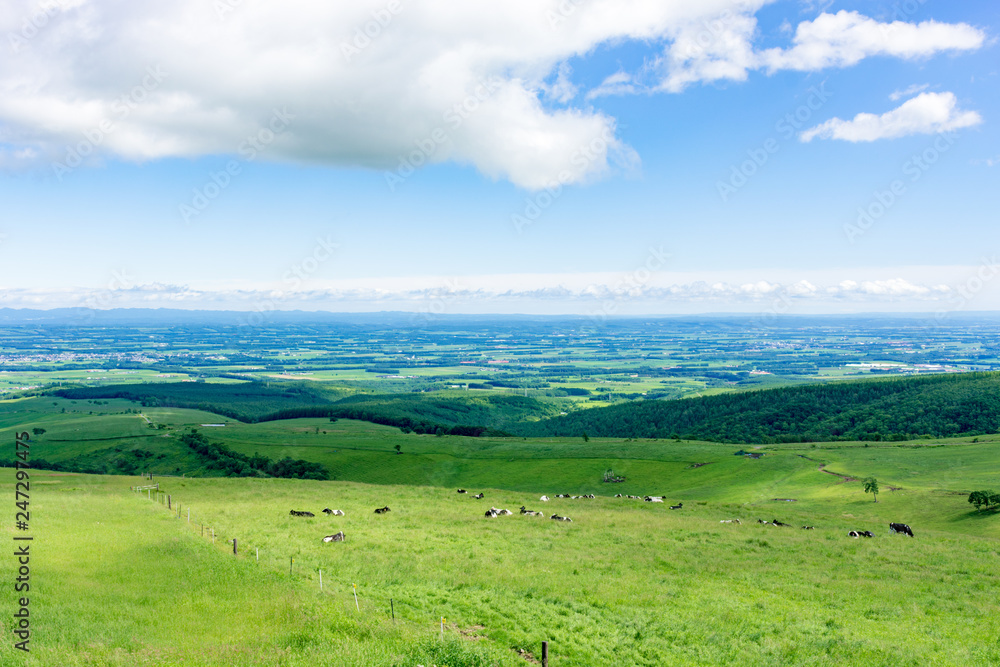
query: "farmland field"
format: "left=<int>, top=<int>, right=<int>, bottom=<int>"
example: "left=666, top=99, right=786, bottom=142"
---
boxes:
left=2, top=426, right=999, bottom=665
left=2, top=316, right=1000, bottom=665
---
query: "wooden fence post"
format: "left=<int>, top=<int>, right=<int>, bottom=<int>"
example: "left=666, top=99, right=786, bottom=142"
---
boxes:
left=233, top=538, right=237, bottom=556
left=542, top=641, right=548, bottom=667
left=168, top=495, right=171, bottom=510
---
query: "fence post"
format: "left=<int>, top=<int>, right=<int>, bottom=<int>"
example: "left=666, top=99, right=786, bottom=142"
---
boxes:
left=168, top=495, right=171, bottom=510
left=319, top=570, right=323, bottom=591
left=233, top=538, right=237, bottom=556
left=542, top=641, right=548, bottom=667
left=391, top=599, right=394, bottom=622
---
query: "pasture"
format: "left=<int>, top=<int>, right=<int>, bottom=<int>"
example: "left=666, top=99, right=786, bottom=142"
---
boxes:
left=2, top=453, right=998, bottom=665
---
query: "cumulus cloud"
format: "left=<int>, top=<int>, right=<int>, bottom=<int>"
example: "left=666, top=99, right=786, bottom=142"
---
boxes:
left=0, top=2, right=986, bottom=186
left=800, top=92, right=982, bottom=142
left=758, top=11, right=984, bottom=72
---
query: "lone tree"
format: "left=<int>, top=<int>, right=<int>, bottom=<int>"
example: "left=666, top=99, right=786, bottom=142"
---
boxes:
left=394, top=444, right=401, bottom=455
left=32, top=428, right=45, bottom=436
left=582, top=432, right=589, bottom=442
left=968, top=490, right=1000, bottom=511
left=863, top=477, right=879, bottom=503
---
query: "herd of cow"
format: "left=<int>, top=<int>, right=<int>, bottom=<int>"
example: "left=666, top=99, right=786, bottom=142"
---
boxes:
left=289, top=493, right=916, bottom=544
left=725, top=518, right=915, bottom=538
left=462, top=488, right=576, bottom=521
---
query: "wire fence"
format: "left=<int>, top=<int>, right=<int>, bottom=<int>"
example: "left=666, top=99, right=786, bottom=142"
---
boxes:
left=127, top=480, right=557, bottom=663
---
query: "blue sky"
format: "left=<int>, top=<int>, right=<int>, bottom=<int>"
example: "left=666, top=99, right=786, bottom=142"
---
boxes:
left=0, top=0, right=997, bottom=315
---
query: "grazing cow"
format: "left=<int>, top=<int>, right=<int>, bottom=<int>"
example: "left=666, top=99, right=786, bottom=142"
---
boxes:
left=457, top=489, right=467, bottom=494
left=615, top=493, right=623, bottom=498
left=540, top=495, right=549, bottom=501
left=473, top=493, right=485, bottom=499
left=374, top=506, right=391, bottom=514
left=290, top=510, right=315, bottom=517
left=801, top=525, right=815, bottom=530
left=669, top=502, right=683, bottom=510
left=550, top=514, right=572, bottom=522
left=771, top=519, right=789, bottom=527
left=889, top=522, right=914, bottom=537
left=322, top=531, right=345, bottom=542
left=720, top=519, right=741, bottom=524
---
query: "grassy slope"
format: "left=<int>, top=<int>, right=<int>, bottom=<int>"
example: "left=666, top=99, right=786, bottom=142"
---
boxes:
left=2, top=471, right=998, bottom=666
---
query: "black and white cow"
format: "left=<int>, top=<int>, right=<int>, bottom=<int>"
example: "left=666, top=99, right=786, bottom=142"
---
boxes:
left=322, top=508, right=345, bottom=516
left=539, top=495, right=550, bottom=502
left=457, top=489, right=467, bottom=494
left=889, top=522, right=914, bottom=537
left=550, top=514, right=572, bottom=522
left=770, top=519, right=789, bottom=527
left=374, top=506, right=391, bottom=514
left=720, top=519, right=741, bottom=524
left=322, top=531, right=345, bottom=542
left=290, top=510, right=315, bottom=517
left=520, top=506, right=544, bottom=516
left=472, top=493, right=485, bottom=499
left=801, top=525, right=815, bottom=530
left=848, top=530, right=874, bottom=538
left=669, top=502, right=683, bottom=510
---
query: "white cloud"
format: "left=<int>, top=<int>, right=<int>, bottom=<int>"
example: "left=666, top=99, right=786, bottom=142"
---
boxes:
left=889, top=83, right=929, bottom=101
left=800, top=92, right=982, bottom=142
left=758, top=11, right=984, bottom=72
left=0, top=2, right=986, bottom=187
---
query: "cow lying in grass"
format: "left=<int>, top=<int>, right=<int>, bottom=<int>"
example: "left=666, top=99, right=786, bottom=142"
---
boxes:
left=374, top=506, right=391, bottom=514
left=550, top=514, right=572, bottom=522
left=720, top=519, right=741, bottom=524
left=472, top=493, right=485, bottom=499
left=290, top=510, right=315, bottom=517
left=322, top=531, right=345, bottom=542
left=669, top=502, right=683, bottom=510
left=520, top=506, right=544, bottom=516
left=848, top=530, right=875, bottom=538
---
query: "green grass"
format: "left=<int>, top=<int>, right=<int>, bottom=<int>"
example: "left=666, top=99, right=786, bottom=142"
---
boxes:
left=2, top=470, right=998, bottom=666
left=3, top=396, right=1000, bottom=665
